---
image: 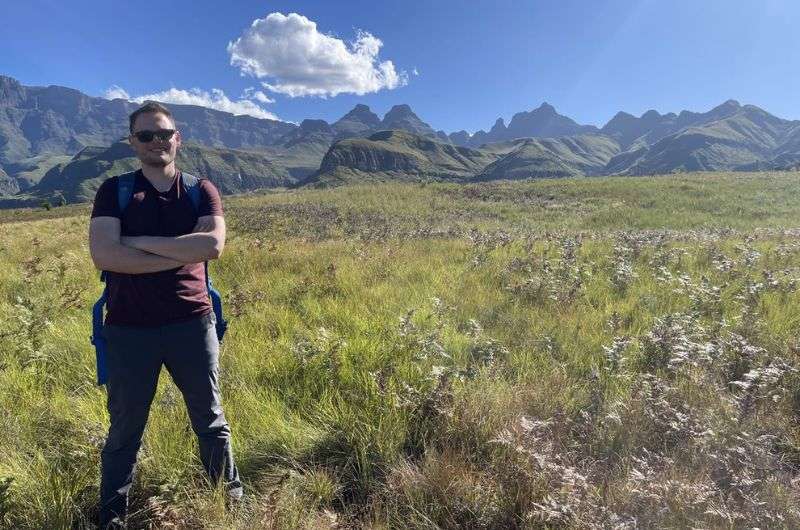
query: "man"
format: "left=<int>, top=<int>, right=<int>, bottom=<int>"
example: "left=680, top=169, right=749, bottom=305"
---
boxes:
left=89, top=102, right=241, bottom=528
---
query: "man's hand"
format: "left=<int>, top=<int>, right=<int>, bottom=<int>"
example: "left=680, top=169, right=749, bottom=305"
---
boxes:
left=89, top=217, right=186, bottom=274
left=119, top=215, right=226, bottom=263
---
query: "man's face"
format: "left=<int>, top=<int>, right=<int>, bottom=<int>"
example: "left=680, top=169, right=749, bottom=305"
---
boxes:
left=129, top=112, right=182, bottom=168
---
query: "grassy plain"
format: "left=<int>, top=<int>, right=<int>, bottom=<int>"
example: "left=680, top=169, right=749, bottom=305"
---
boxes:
left=1, top=171, right=800, bottom=528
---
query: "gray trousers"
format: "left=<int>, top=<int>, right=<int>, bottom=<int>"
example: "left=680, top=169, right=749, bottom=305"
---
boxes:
left=99, top=312, right=241, bottom=527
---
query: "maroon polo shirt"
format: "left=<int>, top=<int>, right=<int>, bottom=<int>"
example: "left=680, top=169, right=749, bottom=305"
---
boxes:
left=91, top=169, right=224, bottom=327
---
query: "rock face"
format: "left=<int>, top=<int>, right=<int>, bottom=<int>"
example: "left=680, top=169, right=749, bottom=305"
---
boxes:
left=166, top=105, right=296, bottom=149
left=448, top=130, right=471, bottom=146
left=280, top=119, right=334, bottom=148
left=0, top=165, right=17, bottom=195
left=0, top=75, right=27, bottom=107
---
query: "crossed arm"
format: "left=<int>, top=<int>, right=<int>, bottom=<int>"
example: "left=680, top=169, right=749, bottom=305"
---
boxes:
left=89, top=215, right=226, bottom=274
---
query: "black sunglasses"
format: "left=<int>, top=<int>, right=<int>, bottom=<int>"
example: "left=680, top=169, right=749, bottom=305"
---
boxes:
left=131, top=129, right=176, bottom=143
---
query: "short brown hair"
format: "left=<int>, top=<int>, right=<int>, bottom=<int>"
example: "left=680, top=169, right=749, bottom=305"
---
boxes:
left=129, top=102, right=175, bottom=133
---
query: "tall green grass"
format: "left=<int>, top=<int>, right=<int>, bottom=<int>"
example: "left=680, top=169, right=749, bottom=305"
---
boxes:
left=1, top=172, right=800, bottom=528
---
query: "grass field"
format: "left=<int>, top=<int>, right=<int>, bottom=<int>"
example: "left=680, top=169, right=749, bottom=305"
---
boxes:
left=1, top=171, right=800, bottom=528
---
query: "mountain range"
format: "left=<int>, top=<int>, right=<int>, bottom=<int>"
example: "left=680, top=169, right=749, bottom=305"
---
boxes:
left=1, top=73, right=799, bottom=206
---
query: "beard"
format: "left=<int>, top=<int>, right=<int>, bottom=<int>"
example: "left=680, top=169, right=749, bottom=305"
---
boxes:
left=141, top=150, right=175, bottom=168
left=143, top=157, right=170, bottom=168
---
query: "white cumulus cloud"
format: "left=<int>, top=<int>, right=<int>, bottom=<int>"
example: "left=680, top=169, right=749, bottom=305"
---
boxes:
left=101, top=86, right=279, bottom=120
left=104, top=85, right=131, bottom=100
left=227, top=12, right=407, bottom=98
left=243, top=87, right=275, bottom=103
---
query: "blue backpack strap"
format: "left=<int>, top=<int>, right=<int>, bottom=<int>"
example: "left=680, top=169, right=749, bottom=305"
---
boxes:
left=91, top=172, right=135, bottom=386
left=182, top=172, right=228, bottom=342
left=181, top=172, right=202, bottom=212
left=91, top=267, right=111, bottom=385
left=91, top=282, right=109, bottom=386
left=205, top=261, right=228, bottom=342
left=117, top=171, right=137, bottom=213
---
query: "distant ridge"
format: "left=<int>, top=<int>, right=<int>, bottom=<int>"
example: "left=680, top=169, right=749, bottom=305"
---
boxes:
left=2, top=73, right=800, bottom=203
left=460, top=103, right=598, bottom=147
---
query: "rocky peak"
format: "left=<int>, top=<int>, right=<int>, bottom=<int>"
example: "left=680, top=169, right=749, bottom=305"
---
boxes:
left=506, top=102, right=590, bottom=138
left=382, top=104, right=417, bottom=123
left=720, top=99, right=741, bottom=109
left=604, top=111, right=636, bottom=126
left=706, top=99, right=742, bottom=120
left=331, top=104, right=381, bottom=139
left=449, top=130, right=471, bottom=146
left=536, top=102, right=557, bottom=114
left=299, top=119, right=332, bottom=135
left=339, top=104, right=381, bottom=126
left=489, top=118, right=507, bottom=134
left=641, top=109, right=662, bottom=121
left=0, top=75, right=26, bottom=107
left=381, top=104, right=436, bottom=137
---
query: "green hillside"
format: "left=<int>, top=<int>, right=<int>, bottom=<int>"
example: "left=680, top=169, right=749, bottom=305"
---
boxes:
left=308, top=130, right=496, bottom=186
left=476, top=134, right=621, bottom=180
left=5, top=154, right=73, bottom=190
left=27, top=141, right=294, bottom=204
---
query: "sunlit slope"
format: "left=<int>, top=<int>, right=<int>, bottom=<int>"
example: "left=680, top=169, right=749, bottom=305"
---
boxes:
left=307, top=130, right=496, bottom=186
left=475, top=134, right=621, bottom=180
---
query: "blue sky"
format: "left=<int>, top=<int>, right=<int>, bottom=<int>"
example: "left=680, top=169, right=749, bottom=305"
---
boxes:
left=2, top=0, right=799, bottom=133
